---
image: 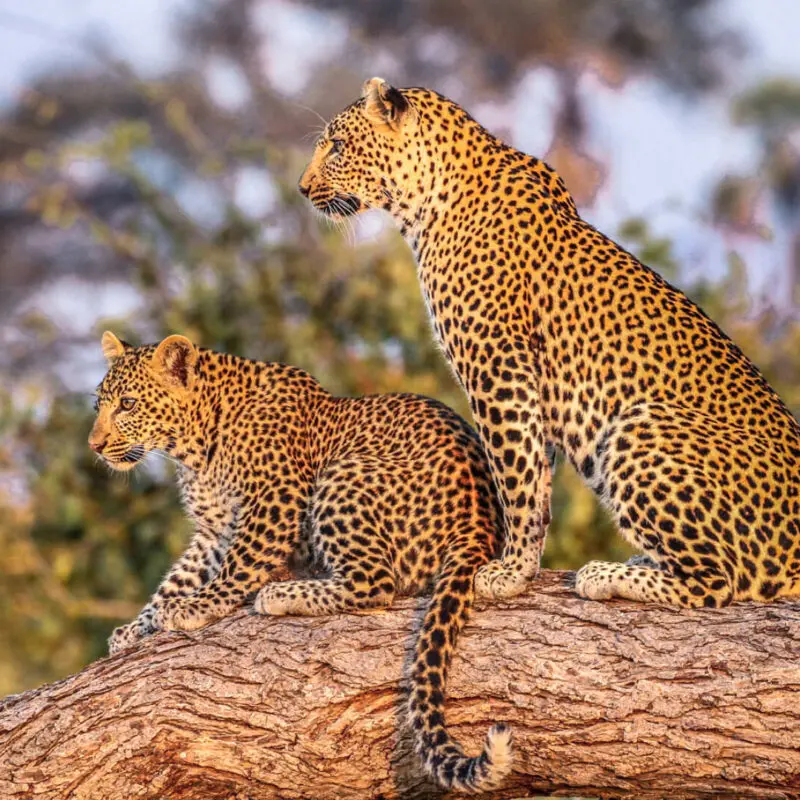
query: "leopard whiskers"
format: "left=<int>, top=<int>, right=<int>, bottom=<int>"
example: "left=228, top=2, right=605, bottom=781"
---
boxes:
left=147, top=450, right=183, bottom=468
left=330, top=197, right=358, bottom=246
left=301, top=125, right=327, bottom=143
left=292, top=102, right=330, bottom=130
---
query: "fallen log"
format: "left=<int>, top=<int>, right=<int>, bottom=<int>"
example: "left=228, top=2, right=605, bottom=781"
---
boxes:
left=1, top=570, right=799, bottom=799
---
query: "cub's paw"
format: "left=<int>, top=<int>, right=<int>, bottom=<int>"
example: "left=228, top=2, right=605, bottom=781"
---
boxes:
left=574, top=560, right=615, bottom=601
left=474, top=560, right=535, bottom=600
left=161, top=598, right=218, bottom=632
left=253, top=585, right=292, bottom=616
left=108, top=621, right=145, bottom=655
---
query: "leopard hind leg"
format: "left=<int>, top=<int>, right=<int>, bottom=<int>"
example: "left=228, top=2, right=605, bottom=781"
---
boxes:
left=254, top=487, right=396, bottom=616
left=575, top=403, right=736, bottom=608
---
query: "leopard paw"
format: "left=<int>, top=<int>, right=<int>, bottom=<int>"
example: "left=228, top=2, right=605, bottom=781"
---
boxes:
left=474, top=560, right=535, bottom=600
left=161, top=599, right=218, bottom=632
left=253, top=585, right=291, bottom=616
left=574, top=560, right=615, bottom=601
left=108, top=621, right=145, bottom=655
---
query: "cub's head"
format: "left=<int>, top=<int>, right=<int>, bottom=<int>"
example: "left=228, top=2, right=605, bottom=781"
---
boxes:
left=299, top=77, right=434, bottom=222
left=89, top=332, right=198, bottom=471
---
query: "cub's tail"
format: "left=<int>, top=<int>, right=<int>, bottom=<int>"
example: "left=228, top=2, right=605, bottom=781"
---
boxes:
left=408, top=558, right=513, bottom=792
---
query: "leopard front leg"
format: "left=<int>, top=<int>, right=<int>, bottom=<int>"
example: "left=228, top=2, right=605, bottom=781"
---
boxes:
left=107, top=525, right=229, bottom=654
left=162, top=489, right=306, bottom=632
left=162, top=550, right=293, bottom=631
left=468, top=356, right=552, bottom=599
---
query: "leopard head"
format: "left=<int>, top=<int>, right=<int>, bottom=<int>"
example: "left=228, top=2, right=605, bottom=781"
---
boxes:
left=89, top=332, right=198, bottom=471
left=298, top=77, right=436, bottom=224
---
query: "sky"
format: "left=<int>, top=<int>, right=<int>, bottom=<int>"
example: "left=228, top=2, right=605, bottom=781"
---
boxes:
left=1, top=0, right=799, bottom=308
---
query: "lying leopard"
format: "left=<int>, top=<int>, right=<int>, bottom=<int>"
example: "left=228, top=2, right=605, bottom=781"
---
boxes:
left=89, top=331, right=511, bottom=792
left=299, top=77, right=800, bottom=607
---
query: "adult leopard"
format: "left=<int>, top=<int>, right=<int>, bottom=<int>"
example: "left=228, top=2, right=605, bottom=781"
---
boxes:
left=90, top=331, right=511, bottom=792
left=298, top=77, right=800, bottom=607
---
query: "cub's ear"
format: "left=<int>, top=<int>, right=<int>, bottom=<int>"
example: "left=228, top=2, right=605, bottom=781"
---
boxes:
left=101, top=331, right=132, bottom=364
left=361, top=77, right=411, bottom=132
left=151, top=334, right=198, bottom=389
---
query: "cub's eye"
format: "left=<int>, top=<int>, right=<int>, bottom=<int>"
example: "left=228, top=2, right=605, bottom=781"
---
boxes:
left=329, top=138, right=345, bottom=156
left=92, top=396, right=99, bottom=413
left=119, top=397, right=137, bottom=412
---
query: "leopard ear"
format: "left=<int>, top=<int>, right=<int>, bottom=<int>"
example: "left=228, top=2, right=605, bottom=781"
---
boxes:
left=152, top=334, right=198, bottom=390
left=101, top=331, right=132, bottom=364
left=361, top=77, right=411, bottom=132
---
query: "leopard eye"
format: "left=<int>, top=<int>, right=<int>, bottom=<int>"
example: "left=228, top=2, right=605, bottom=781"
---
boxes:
left=329, top=138, right=345, bottom=156
left=92, top=396, right=100, bottom=413
left=119, top=396, right=137, bottom=412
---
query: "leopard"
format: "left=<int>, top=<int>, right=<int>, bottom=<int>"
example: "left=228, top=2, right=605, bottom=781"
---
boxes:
left=89, top=330, right=512, bottom=792
left=298, top=77, right=800, bottom=608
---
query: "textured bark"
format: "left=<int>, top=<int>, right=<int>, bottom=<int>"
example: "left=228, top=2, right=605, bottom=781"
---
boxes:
left=1, top=570, right=799, bottom=800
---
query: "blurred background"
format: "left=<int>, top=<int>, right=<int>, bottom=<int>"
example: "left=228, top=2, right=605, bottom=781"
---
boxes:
left=1, top=0, right=799, bottom=696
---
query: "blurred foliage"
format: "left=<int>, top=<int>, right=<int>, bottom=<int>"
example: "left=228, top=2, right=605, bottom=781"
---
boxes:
left=0, top=0, right=798, bottom=697
left=712, top=77, right=800, bottom=299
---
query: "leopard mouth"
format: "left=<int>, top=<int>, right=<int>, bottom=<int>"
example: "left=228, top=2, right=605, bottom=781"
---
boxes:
left=317, top=194, right=364, bottom=218
left=105, top=444, right=146, bottom=471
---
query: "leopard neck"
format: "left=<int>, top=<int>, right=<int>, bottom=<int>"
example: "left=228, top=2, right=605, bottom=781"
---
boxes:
left=162, top=351, right=329, bottom=475
left=389, top=110, right=578, bottom=266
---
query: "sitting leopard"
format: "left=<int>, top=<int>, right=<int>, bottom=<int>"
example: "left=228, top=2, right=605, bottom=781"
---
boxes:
left=298, top=77, right=800, bottom=607
left=89, top=331, right=511, bottom=792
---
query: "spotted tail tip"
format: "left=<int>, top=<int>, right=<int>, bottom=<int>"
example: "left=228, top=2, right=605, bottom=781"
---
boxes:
left=480, top=723, right=513, bottom=790
left=439, top=723, right=513, bottom=793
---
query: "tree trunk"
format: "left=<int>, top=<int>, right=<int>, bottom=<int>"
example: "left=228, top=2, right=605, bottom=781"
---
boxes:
left=1, top=570, right=799, bottom=800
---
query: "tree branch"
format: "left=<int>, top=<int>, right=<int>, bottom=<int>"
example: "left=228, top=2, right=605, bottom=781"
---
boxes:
left=1, top=570, right=799, bottom=799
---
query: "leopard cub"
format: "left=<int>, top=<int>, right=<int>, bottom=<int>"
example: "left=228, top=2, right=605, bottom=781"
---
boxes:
left=90, top=331, right=511, bottom=793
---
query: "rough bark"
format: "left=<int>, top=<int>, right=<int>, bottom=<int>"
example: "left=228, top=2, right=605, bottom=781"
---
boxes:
left=1, top=570, right=799, bottom=800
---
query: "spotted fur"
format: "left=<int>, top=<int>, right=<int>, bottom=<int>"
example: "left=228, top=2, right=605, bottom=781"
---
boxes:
left=90, top=331, right=512, bottom=792
left=299, top=77, right=800, bottom=608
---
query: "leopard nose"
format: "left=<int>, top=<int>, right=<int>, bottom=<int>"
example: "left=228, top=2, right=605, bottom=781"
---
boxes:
left=89, top=439, right=106, bottom=454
